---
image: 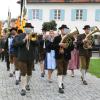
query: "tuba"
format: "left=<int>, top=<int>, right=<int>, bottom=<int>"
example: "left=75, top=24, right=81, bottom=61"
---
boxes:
left=60, top=27, right=79, bottom=49
left=83, top=26, right=100, bottom=49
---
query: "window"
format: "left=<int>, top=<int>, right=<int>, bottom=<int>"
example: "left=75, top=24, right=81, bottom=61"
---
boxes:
left=71, top=9, right=87, bottom=21
left=28, top=9, right=43, bottom=20
left=50, top=9, right=65, bottom=21
left=76, top=9, right=83, bottom=20
left=33, top=9, right=40, bottom=19
left=54, top=9, right=61, bottom=20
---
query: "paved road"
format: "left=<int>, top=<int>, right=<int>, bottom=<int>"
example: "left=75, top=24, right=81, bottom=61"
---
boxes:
left=0, top=61, right=100, bottom=100
left=92, top=52, right=100, bottom=58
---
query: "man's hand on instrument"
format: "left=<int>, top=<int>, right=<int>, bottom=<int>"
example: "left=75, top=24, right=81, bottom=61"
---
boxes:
left=83, top=39, right=87, bottom=43
left=25, top=34, right=29, bottom=40
left=59, top=48, right=64, bottom=54
left=2, top=49, right=4, bottom=52
left=23, top=35, right=29, bottom=42
left=59, top=43, right=66, bottom=48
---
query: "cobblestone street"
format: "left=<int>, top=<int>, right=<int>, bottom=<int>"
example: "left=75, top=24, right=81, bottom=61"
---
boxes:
left=0, top=61, right=100, bottom=100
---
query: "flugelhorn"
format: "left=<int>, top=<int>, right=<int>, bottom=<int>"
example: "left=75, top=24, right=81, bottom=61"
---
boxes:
left=60, top=27, right=79, bottom=49
left=83, top=26, right=100, bottom=49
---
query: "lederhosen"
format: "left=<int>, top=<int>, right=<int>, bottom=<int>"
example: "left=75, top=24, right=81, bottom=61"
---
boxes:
left=38, top=39, right=46, bottom=62
left=77, top=33, right=92, bottom=70
left=12, top=35, right=20, bottom=70
left=53, top=35, right=74, bottom=75
left=15, top=33, right=36, bottom=76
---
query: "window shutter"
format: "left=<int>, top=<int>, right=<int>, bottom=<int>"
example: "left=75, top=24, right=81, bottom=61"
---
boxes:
left=61, top=9, right=65, bottom=21
left=83, top=9, right=87, bottom=21
left=71, top=9, right=76, bottom=21
left=95, top=9, right=100, bottom=21
left=50, top=9, right=55, bottom=20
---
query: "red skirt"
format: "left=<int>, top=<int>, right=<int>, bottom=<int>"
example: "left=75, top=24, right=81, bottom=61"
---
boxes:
left=68, top=49, right=79, bottom=70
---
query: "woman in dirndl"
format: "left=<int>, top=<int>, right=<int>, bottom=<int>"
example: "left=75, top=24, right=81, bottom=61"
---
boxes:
left=45, top=30, right=56, bottom=83
left=68, top=32, right=79, bottom=77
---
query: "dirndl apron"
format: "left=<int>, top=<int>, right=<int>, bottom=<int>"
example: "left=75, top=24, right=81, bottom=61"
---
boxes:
left=46, top=50, right=56, bottom=70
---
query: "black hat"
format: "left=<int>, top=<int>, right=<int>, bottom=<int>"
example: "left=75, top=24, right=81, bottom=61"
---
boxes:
left=24, top=23, right=34, bottom=28
left=59, top=24, right=69, bottom=30
left=9, top=27, right=17, bottom=32
left=83, top=25, right=90, bottom=30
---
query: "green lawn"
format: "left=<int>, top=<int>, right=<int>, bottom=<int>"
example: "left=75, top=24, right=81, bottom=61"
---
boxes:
left=89, top=59, right=100, bottom=78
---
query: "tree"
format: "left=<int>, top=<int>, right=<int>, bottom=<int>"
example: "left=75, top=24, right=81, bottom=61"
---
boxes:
left=42, top=20, right=57, bottom=32
left=50, top=20, right=57, bottom=31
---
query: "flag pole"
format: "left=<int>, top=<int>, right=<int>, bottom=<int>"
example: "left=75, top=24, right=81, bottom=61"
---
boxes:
left=7, top=8, right=11, bottom=35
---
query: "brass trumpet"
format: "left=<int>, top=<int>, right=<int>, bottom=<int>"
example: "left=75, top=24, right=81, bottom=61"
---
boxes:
left=83, top=26, right=100, bottom=49
left=29, top=33, right=37, bottom=41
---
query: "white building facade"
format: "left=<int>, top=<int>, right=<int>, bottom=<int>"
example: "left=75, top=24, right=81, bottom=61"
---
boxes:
left=25, top=2, right=100, bottom=33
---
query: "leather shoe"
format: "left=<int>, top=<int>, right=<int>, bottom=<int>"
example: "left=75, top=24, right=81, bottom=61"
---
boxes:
left=26, top=85, right=30, bottom=91
left=59, top=88, right=64, bottom=94
left=83, top=80, right=88, bottom=85
left=20, top=89, right=26, bottom=96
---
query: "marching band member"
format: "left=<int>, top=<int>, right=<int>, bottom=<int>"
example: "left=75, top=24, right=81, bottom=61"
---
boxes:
left=53, top=25, right=74, bottom=93
left=14, top=23, right=36, bottom=96
left=5, top=28, right=18, bottom=77
left=38, top=34, right=46, bottom=77
left=33, top=33, right=39, bottom=65
left=30, top=33, right=38, bottom=71
left=77, top=25, right=93, bottom=85
left=12, top=29, right=23, bottom=85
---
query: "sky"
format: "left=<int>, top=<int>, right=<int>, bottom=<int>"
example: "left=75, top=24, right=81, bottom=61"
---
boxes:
left=0, top=0, right=20, bottom=21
